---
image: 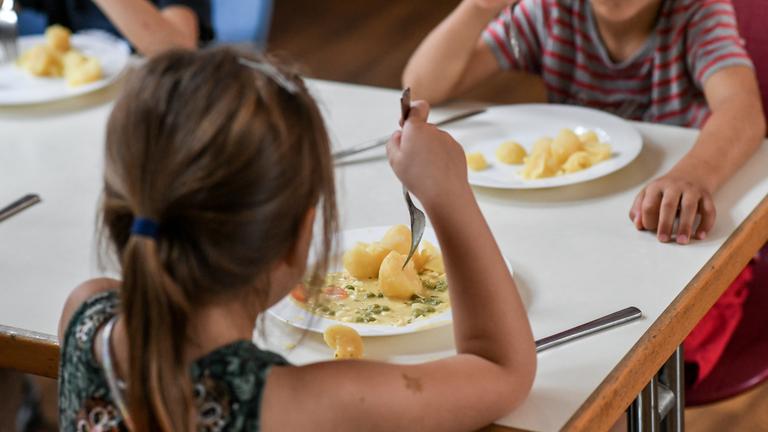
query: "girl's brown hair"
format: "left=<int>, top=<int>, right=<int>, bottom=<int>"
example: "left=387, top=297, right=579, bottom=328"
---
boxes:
left=100, top=47, right=337, bottom=431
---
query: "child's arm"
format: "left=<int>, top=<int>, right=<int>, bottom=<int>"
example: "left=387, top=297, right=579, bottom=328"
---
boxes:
left=629, top=66, right=766, bottom=244
left=92, top=0, right=201, bottom=56
left=260, top=102, right=536, bottom=432
left=402, top=0, right=513, bottom=104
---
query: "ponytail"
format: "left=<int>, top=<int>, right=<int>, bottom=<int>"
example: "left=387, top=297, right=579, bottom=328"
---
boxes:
left=121, top=236, right=194, bottom=431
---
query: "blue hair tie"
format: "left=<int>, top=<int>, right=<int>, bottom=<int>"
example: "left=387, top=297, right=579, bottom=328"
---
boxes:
left=130, top=217, right=159, bottom=239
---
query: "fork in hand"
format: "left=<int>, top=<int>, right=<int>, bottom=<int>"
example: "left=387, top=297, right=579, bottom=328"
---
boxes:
left=398, top=88, right=426, bottom=269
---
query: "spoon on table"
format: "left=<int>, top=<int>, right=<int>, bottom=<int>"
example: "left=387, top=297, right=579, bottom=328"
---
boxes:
left=399, top=88, right=426, bottom=269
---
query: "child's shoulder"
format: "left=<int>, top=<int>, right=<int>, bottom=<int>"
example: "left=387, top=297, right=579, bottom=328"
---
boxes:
left=57, top=278, right=120, bottom=343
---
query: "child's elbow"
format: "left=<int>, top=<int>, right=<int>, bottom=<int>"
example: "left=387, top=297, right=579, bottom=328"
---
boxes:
left=499, top=341, right=538, bottom=410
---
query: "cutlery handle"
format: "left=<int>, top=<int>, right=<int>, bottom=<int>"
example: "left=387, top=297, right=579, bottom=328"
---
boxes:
left=535, top=306, right=642, bottom=353
left=332, top=109, right=487, bottom=160
left=0, top=194, right=41, bottom=223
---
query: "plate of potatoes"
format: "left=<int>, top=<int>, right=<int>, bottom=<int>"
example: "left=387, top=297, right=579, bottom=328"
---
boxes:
left=444, top=104, right=643, bottom=189
left=268, top=225, right=514, bottom=337
left=0, top=25, right=130, bottom=105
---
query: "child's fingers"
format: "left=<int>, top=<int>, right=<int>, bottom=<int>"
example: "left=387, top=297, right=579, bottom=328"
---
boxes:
left=656, top=188, right=682, bottom=242
left=629, top=190, right=645, bottom=230
left=406, top=100, right=431, bottom=124
left=695, top=196, right=717, bottom=240
left=640, top=186, right=662, bottom=231
left=385, top=131, right=403, bottom=164
left=675, top=192, right=699, bottom=245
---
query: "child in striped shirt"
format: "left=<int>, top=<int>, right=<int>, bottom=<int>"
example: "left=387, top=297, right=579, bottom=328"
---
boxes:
left=404, top=0, right=765, bottom=245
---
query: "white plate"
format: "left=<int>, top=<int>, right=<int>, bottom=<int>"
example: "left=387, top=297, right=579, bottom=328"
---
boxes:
left=267, top=225, right=513, bottom=337
left=444, top=104, right=643, bottom=189
left=0, top=31, right=130, bottom=106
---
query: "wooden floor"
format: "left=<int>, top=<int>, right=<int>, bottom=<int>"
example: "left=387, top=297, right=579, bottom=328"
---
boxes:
left=268, top=0, right=546, bottom=105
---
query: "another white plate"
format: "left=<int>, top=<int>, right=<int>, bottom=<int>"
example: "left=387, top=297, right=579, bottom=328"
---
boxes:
left=444, top=104, right=643, bottom=189
left=267, top=226, right=513, bottom=337
left=0, top=31, right=130, bottom=106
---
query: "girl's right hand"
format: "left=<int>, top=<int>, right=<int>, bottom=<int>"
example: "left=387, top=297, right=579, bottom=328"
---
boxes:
left=386, top=101, right=471, bottom=210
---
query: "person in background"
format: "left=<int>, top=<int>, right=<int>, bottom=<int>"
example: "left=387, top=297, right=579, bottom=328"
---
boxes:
left=18, top=0, right=213, bottom=55
left=403, top=0, right=765, bottom=387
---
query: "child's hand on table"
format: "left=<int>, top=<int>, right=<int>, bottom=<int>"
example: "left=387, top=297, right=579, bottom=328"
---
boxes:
left=629, top=170, right=715, bottom=245
left=628, top=66, right=766, bottom=246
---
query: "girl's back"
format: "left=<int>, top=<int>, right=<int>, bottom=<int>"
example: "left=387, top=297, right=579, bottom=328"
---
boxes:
left=59, top=290, right=286, bottom=431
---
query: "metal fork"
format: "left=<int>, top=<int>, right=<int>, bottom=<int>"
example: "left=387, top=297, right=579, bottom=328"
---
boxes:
left=0, top=0, right=18, bottom=63
left=398, top=88, right=426, bottom=269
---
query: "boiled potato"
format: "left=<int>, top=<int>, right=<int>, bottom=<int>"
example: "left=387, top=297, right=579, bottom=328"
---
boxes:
left=584, top=141, right=612, bottom=163
left=421, top=241, right=445, bottom=273
left=19, top=45, right=63, bottom=77
left=323, top=325, right=363, bottom=359
left=496, top=141, right=527, bottom=164
left=466, top=152, right=489, bottom=171
left=531, top=137, right=553, bottom=155
left=378, top=251, right=422, bottom=300
left=62, top=50, right=86, bottom=73
left=521, top=145, right=559, bottom=179
left=561, top=151, right=593, bottom=173
left=551, top=129, right=582, bottom=164
left=579, top=130, right=599, bottom=146
left=380, top=224, right=411, bottom=256
left=66, top=57, right=102, bottom=86
left=412, top=246, right=430, bottom=272
left=343, top=242, right=389, bottom=279
left=45, top=25, right=71, bottom=52
left=413, top=240, right=444, bottom=273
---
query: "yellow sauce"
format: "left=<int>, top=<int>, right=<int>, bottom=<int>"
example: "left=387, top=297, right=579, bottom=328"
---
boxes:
left=295, top=271, right=450, bottom=326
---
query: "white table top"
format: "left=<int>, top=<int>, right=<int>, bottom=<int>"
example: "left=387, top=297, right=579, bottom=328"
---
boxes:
left=1, top=79, right=767, bottom=432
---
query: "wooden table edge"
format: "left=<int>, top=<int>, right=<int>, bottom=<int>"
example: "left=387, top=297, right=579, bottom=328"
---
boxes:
left=557, top=193, right=768, bottom=431
left=0, top=324, right=59, bottom=378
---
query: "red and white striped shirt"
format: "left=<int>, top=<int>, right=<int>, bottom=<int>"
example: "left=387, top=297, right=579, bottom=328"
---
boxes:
left=483, top=0, right=753, bottom=127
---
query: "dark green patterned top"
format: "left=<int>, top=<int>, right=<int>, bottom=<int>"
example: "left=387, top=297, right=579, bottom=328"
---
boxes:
left=58, top=291, right=288, bottom=431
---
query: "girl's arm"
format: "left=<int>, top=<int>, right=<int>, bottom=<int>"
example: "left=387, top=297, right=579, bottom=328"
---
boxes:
left=629, top=66, right=766, bottom=244
left=261, top=102, right=536, bottom=432
left=402, top=0, right=513, bottom=104
left=92, top=0, right=200, bottom=56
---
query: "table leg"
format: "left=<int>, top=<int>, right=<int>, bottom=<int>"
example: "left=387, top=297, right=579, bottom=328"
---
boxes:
left=626, top=345, right=685, bottom=432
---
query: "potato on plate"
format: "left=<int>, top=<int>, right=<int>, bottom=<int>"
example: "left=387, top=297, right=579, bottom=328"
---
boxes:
left=379, top=224, right=411, bottom=256
left=343, top=242, right=389, bottom=279
left=323, top=325, right=363, bottom=359
left=496, top=140, right=526, bottom=164
left=378, top=251, right=422, bottom=300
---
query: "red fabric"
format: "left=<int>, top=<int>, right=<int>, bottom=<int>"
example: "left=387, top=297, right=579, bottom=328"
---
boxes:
left=684, top=263, right=754, bottom=384
left=683, top=0, right=768, bottom=387
left=732, top=0, right=768, bottom=131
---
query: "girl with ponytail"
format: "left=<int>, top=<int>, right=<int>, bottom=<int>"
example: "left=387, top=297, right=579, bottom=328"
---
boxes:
left=58, top=47, right=536, bottom=432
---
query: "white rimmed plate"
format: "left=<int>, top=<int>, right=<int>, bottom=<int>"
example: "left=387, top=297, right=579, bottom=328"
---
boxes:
left=443, top=104, right=643, bottom=189
left=0, top=31, right=130, bottom=106
left=267, top=225, right=513, bottom=337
